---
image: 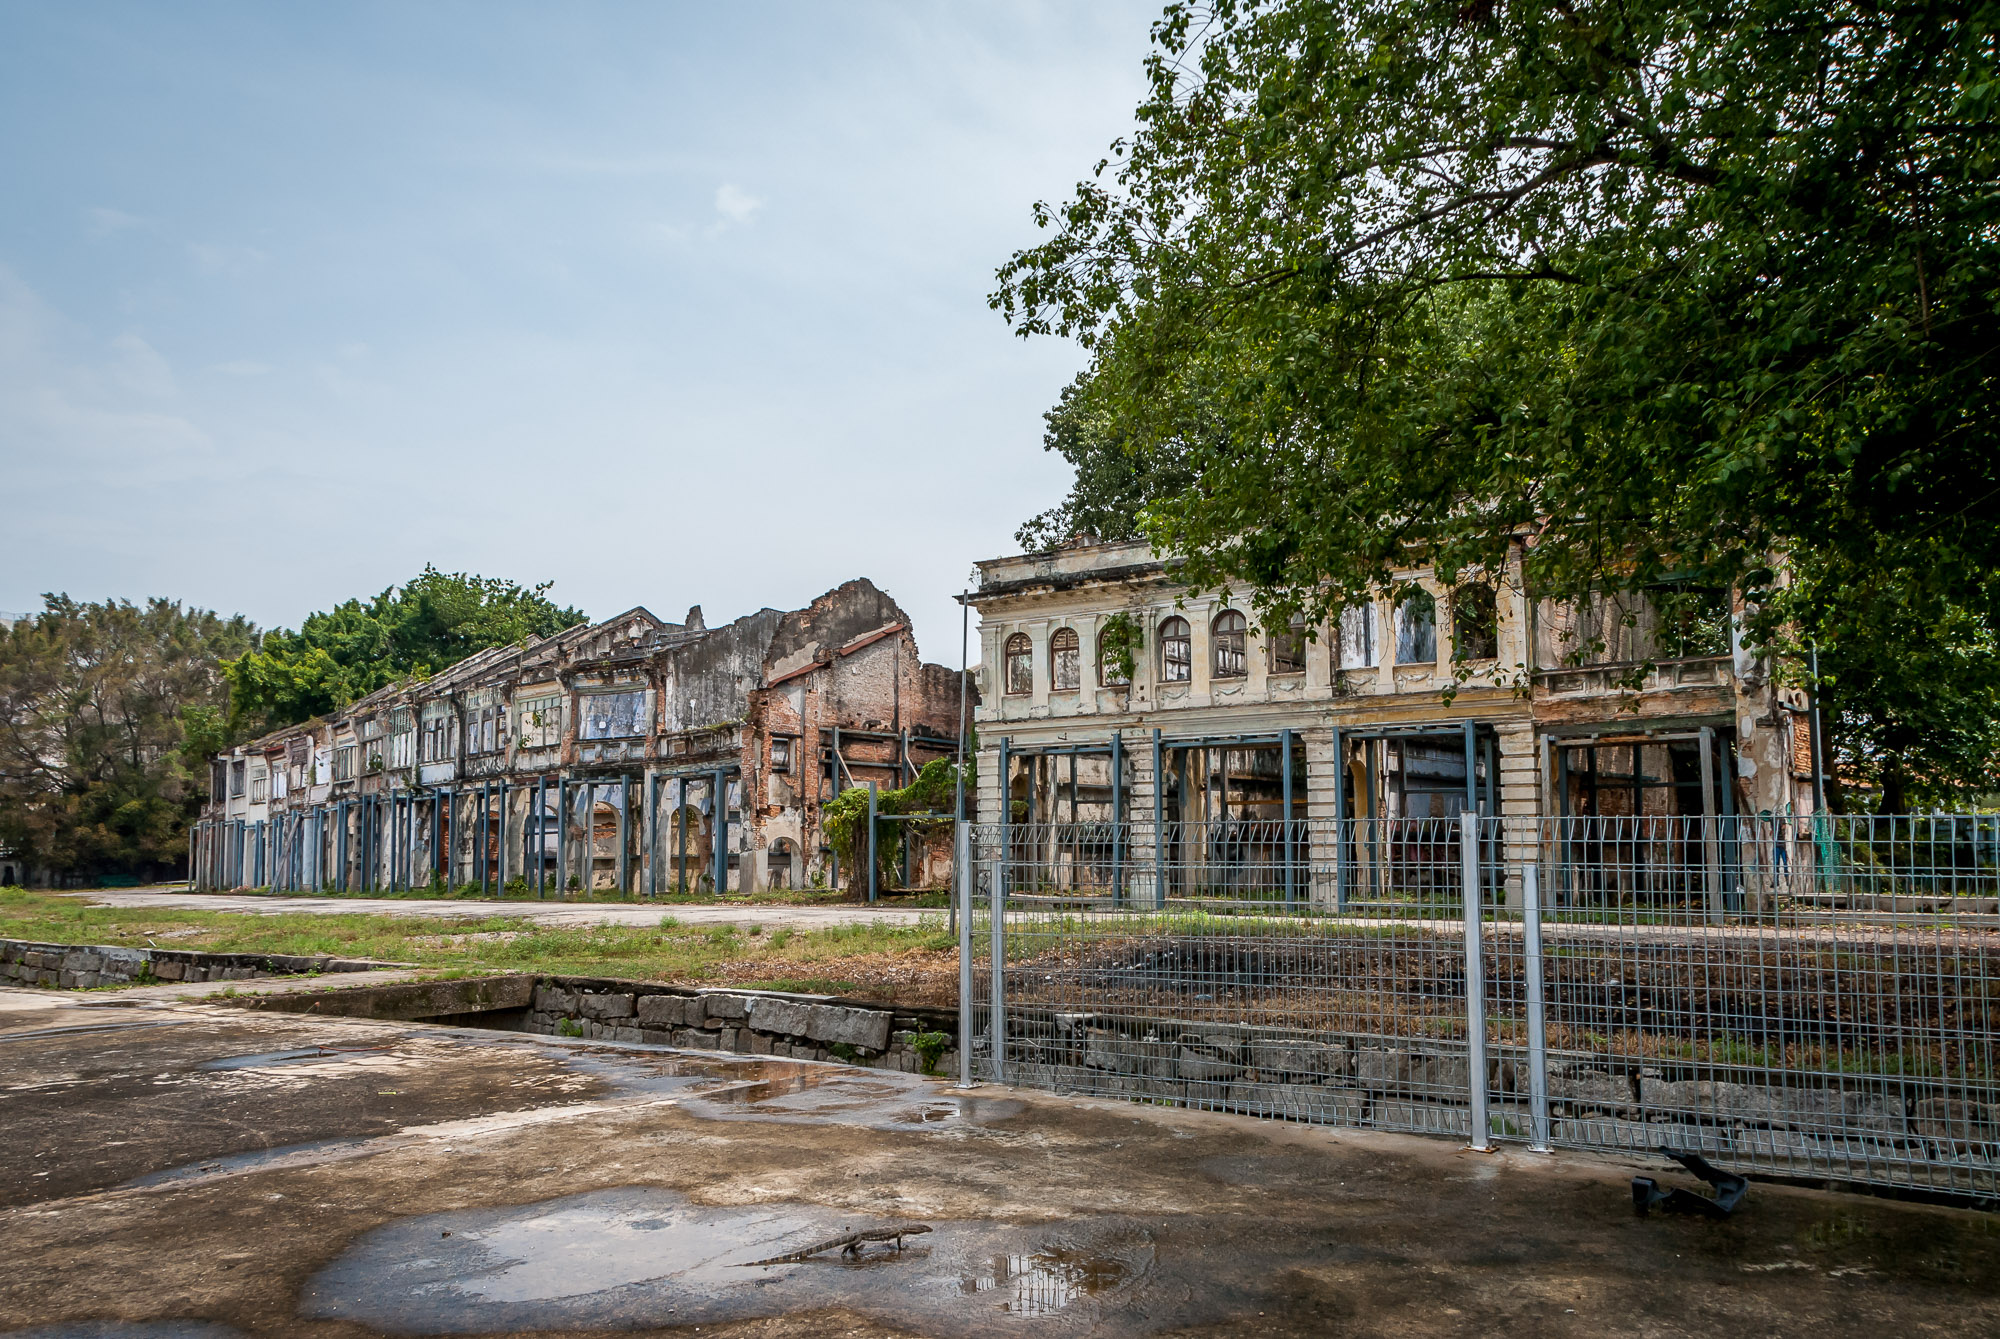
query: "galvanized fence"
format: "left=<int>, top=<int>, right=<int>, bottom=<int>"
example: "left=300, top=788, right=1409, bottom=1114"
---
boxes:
left=959, top=815, right=2000, bottom=1200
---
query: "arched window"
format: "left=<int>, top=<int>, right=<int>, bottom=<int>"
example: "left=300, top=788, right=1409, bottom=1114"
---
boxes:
left=1395, top=589, right=1437, bottom=664
left=1269, top=614, right=1308, bottom=675
left=1338, top=604, right=1376, bottom=670
left=1050, top=627, right=1080, bottom=691
left=1159, top=617, right=1192, bottom=683
left=1454, top=584, right=1499, bottom=660
left=1004, top=632, right=1033, bottom=695
left=1212, top=609, right=1247, bottom=678
left=767, top=838, right=796, bottom=890
left=1097, top=626, right=1131, bottom=686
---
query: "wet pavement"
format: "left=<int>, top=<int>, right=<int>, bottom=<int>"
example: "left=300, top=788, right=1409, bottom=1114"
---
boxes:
left=69, top=887, right=929, bottom=930
left=4, top=984, right=1999, bottom=1337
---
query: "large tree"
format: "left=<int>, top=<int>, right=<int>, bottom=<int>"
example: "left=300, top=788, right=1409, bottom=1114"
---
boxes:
left=995, top=0, right=2000, bottom=805
left=224, top=567, right=586, bottom=735
left=0, top=598, right=255, bottom=882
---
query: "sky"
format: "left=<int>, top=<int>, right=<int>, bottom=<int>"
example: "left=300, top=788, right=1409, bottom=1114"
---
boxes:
left=0, top=1, right=1161, bottom=666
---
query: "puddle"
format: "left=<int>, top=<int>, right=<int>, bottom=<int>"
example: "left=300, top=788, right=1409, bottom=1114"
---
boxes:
left=116, top=1137, right=383, bottom=1190
left=304, top=1186, right=1158, bottom=1335
left=197, top=1045, right=386, bottom=1071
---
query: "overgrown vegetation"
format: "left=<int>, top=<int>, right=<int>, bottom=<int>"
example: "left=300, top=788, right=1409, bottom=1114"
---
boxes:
left=821, top=759, right=966, bottom=893
left=995, top=0, right=2000, bottom=806
left=0, top=887, right=958, bottom=1003
left=0, top=597, right=255, bottom=883
left=224, top=566, right=585, bottom=736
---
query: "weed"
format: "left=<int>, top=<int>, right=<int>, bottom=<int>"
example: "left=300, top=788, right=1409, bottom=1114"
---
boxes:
left=556, top=1017, right=584, bottom=1038
left=912, top=1030, right=949, bottom=1075
left=827, top=1042, right=860, bottom=1063
left=769, top=928, right=794, bottom=949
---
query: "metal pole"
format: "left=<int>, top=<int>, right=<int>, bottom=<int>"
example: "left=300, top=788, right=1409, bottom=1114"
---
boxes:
left=712, top=768, right=728, bottom=894
left=989, top=817, right=1006, bottom=1085
left=479, top=782, right=490, bottom=897
left=997, top=736, right=1011, bottom=907
left=1808, top=641, right=1828, bottom=814
left=1462, top=809, right=1491, bottom=1151
left=618, top=774, right=631, bottom=898
left=556, top=778, right=568, bottom=897
left=497, top=780, right=509, bottom=894
left=1152, top=728, right=1165, bottom=909
left=1111, top=731, right=1124, bottom=906
left=533, top=777, right=545, bottom=898
left=867, top=780, right=879, bottom=903
left=1333, top=725, right=1347, bottom=911
left=957, top=818, right=974, bottom=1088
left=1523, top=862, right=1552, bottom=1153
left=1282, top=727, right=1295, bottom=908
left=677, top=775, right=688, bottom=893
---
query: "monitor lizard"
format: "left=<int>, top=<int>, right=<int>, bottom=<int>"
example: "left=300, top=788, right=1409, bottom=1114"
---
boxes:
left=735, top=1224, right=932, bottom=1266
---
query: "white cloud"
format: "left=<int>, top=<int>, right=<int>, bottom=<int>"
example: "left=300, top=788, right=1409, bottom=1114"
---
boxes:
left=85, top=206, right=149, bottom=237
left=713, top=183, right=762, bottom=225
left=108, top=334, right=178, bottom=397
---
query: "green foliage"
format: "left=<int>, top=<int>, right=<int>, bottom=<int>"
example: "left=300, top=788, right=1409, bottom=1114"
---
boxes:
left=223, top=566, right=585, bottom=734
left=1014, top=372, right=1202, bottom=551
left=0, top=596, right=256, bottom=880
left=827, top=1041, right=861, bottom=1062
left=1097, top=611, right=1144, bottom=685
left=995, top=0, right=2000, bottom=804
left=821, top=759, right=967, bottom=894
left=912, top=1030, right=950, bottom=1075
left=557, top=1017, right=585, bottom=1037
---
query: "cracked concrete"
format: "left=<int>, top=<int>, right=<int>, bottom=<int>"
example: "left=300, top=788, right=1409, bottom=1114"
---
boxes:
left=4, top=984, right=1998, bottom=1337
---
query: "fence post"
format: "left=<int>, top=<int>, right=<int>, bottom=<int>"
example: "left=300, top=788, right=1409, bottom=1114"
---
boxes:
left=1522, top=862, right=1552, bottom=1153
left=1462, top=810, right=1492, bottom=1151
left=990, top=828, right=1006, bottom=1084
left=957, top=818, right=974, bottom=1088
left=867, top=781, right=878, bottom=904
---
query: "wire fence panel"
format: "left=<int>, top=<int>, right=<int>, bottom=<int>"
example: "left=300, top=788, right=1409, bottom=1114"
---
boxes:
left=967, top=816, right=2000, bottom=1199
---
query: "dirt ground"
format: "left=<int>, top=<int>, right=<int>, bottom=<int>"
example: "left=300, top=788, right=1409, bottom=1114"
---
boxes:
left=4, top=986, right=1999, bottom=1338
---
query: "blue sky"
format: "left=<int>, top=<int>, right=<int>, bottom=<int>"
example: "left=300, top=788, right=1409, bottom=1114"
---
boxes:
left=0, top=1, right=1158, bottom=665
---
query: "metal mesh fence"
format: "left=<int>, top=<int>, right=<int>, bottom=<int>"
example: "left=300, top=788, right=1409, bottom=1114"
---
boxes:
left=963, top=815, right=2000, bottom=1199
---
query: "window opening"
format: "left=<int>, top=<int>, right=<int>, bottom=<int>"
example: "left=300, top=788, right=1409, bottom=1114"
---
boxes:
left=1396, top=589, right=1437, bottom=664
left=1050, top=627, right=1080, bottom=691
left=1338, top=604, right=1376, bottom=670
left=1212, top=609, right=1247, bottom=678
left=1454, top=584, right=1499, bottom=660
left=1004, top=633, right=1033, bottom=695
left=1160, top=617, right=1191, bottom=683
left=1270, top=615, right=1307, bottom=674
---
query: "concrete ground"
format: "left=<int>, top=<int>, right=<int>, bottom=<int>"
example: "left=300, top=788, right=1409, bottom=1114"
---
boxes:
left=70, top=887, right=932, bottom=930
left=4, top=986, right=1999, bottom=1337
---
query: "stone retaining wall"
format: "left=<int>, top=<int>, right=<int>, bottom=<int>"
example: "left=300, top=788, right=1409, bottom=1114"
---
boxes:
left=526, top=976, right=959, bottom=1077
left=992, top=1008, right=2000, bottom=1173
left=0, top=938, right=405, bottom=990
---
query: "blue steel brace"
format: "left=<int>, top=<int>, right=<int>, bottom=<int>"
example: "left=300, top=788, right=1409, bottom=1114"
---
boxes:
left=711, top=768, right=728, bottom=894
left=1282, top=728, right=1295, bottom=908
left=1332, top=726, right=1346, bottom=911
left=1111, top=731, right=1124, bottom=906
left=1152, top=728, right=1165, bottom=910
left=867, top=781, right=878, bottom=903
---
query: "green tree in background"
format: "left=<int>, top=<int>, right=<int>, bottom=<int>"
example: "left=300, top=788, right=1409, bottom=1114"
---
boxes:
left=995, top=0, right=2000, bottom=806
left=224, top=566, right=586, bottom=735
left=0, top=598, right=256, bottom=882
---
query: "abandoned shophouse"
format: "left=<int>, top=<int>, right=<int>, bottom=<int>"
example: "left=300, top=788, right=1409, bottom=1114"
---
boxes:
left=193, top=579, right=968, bottom=894
left=971, top=537, right=1823, bottom=907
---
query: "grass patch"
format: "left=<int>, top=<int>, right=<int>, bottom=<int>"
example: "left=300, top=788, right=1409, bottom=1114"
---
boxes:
left=0, top=888, right=957, bottom=1003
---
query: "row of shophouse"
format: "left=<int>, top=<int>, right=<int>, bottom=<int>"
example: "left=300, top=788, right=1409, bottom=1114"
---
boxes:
left=197, top=538, right=1823, bottom=902
left=194, top=579, right=966, bottom=894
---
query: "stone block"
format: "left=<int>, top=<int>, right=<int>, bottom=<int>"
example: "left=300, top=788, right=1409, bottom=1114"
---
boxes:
left=803, top=1005, right=891, bottom=1052
left=701, top=993, right=749, bottom=1022
left=67, top=952, right=105, bottom=972
left=1084, top=1032, right=1177, bottom=1078
left=153, top=962, right=184, bottom=981
left=1551, top=1069, right=1634, bottom=1109
left=534, top=985, right=578, bottom=1013
left=1247, top=1039, right=1351, bottom=1081
left=57, top=971, right=81, bottom=988
left=1355, top=1049, right=1411, bottom=1091
left=717, top=1027, right=742, bottom=1052
left=1915, top=1097, right=2000, bottom=1144
left=1175, top=1047, right=1242, bottom=1084
left=578, top=992, right=636, bottom=1020
left=746, top=1031, right=774, bottom=1055
left=610, top=1026, right=644, bottom=1043
left=676, top=1028, right=720, bottom=1051
left=636, top=995, right=685, bottom=1027
left=636, top=1028, right=675, bottom=1046
left=747, top=996, right=814, bottom=1038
